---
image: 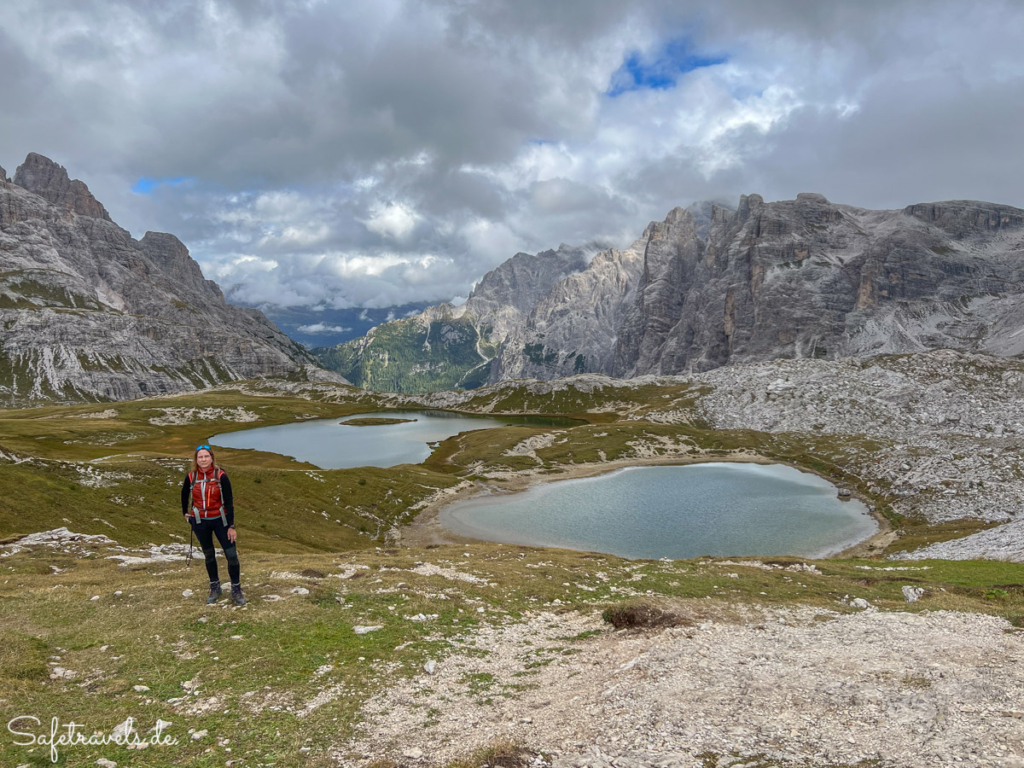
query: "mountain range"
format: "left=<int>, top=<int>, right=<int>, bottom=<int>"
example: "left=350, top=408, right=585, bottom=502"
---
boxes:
left=0, top=153, right=335, bottom=404
left=317, top=193, right=1024, bottom=392
left=5, top=152, right=1024, bottom=403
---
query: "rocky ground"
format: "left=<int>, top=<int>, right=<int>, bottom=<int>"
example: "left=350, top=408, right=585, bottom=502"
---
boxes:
left=8, top=350, right=1024, bottom=767
left=891, top=518, right=1024, bottom=562
left=143, top=405, right=261, bottom=426
left=6, top=529, right=1023, bottom=768
left=344, top=600, right=1024, bottom=768
left=0, top=526, right=192, bottom=564
left=688, top=350, right=1024, bottom=561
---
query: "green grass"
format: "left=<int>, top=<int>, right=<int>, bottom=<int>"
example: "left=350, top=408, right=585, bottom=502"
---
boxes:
left=0, top=377, right=995, bottom=555
left=881, top=517, right=1003, bottom=558
left=1, top=543, right=1022, bottom=767
left=0, top=390, right=458, bottom=549
left=0, top=270, right=105, bottom=310
left=391, top=380, right=710, bottom=431
left=339, top=417, right=416, bottom=426
left=2, top=377, right=1024, bottom=765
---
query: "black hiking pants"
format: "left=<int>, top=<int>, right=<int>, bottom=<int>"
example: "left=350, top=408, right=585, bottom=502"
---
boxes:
left=190, top=517, right=241, bottom=586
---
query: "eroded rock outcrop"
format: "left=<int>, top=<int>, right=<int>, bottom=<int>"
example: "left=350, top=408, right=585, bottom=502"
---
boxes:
left=523, top=193, right=1024, bottom=379
left=322, top=192, right=1024, bottom=391
left=0, top=153, right=331, bottom=403
left=13, top=152, right=112, bottom=221
left=463, top=243, right=593, bottom=343
left=494, top=235, right=647, bottom=381
left=318, top=243, right=597, bottom=392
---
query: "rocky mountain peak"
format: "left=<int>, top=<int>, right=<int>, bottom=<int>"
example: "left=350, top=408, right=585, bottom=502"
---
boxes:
left=138, top=231, right=220, bottom=299
left=787, top=191, right=846, bottom=227
left=663, top=205, right=691, bottom=226
left=709, top=204, right=730, bottom=221
left=1, top=154, right=323, bottom=403
left=317, top=190, right=1024, bottom=393
left=13, top=152, right=111, bottom=221
left=903, top=200, right=1024, bottom=237
left=0, top=164, right=8, bottom=183
left=685, top=200, right=732, bottom=241
left=795, top=192, right=830, bottom=204
left=735, top=193, right=765, bottom=222
left=466, top=242, right=590, bottom=316
left=642, top=206, right=696, bottom=245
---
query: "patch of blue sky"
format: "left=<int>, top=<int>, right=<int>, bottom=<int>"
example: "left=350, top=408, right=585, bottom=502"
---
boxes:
left=727, top=84, right=766, bottom=101
left=607, top=38, right=727, bottom=97
left=131, top=176, right=192, bottom=195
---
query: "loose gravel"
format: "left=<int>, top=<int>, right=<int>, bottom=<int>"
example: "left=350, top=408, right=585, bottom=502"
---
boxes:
left=340, top=605, right=1024, bottom=768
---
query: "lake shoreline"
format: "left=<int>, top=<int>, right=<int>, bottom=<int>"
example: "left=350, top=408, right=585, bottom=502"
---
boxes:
left=402, top=452, right=894, bottom=559
left=209, top=409, right=579, bottom=469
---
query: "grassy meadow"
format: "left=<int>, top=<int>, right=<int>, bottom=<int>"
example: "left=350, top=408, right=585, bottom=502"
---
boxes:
left=1, top=378, right=1021, bottom=767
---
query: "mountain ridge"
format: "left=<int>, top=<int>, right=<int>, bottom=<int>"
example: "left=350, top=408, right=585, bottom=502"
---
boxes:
left=315, top=242, right=601, bottom=392
left=317, top=193, right=1024, bottom=392
left=0, top=153, right=341, bottom=404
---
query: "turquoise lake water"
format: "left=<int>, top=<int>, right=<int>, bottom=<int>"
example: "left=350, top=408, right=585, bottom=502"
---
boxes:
left=208, top=410, right=577, bottom=469
left=438, top=463, right=877, bottom=559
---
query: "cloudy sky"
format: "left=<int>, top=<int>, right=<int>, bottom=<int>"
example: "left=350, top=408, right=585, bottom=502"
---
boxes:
left=3, top=0, right=1023, bottom=313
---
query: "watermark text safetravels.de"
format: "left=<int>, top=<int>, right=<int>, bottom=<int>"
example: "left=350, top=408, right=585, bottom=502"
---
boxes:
left=8, top=715, right=179, bottom=763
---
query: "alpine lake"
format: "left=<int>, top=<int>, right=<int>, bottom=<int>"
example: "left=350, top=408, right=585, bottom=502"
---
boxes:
left=211, top=410, right=877, bottom=560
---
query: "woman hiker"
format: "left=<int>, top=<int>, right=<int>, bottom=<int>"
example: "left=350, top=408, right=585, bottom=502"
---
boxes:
left=181, top=445, right=246, bottom=606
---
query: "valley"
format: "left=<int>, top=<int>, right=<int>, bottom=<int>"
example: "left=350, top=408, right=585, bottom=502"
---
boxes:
left=3, top=349, right=1024, bottom=766
left=3, top=154, right=1024, bottom=768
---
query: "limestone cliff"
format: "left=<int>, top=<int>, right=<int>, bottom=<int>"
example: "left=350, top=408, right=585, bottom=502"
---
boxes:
left=493, top=236, right=647, bottom=381
left=317, top=244, right=594, bottom=392
left=322, top=192, right=1024, bottom=391
left=611, top=193, right=1024, bottom=375
left=0, top=153, right=330, bottom=403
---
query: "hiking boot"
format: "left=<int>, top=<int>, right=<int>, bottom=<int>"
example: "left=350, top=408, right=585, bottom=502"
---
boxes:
left=231, top=585, right=247, bottom=607
left=206, top=582, right=222, bottom=604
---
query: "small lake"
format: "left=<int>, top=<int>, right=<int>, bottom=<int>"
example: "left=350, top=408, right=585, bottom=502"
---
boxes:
left=439, top=463, right=877, bottom=559
left=208, top=410, right=577, bottom=469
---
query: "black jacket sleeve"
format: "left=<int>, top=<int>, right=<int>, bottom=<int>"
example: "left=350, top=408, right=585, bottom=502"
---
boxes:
left=181, top=475, right=192, bottom=516
left=220, top=473, right=235, bottom=528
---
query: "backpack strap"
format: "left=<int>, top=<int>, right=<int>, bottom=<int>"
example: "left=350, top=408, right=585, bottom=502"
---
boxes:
left=190, top=468, right=228, bottom=526
left=216, top=469, right=227, bottom=527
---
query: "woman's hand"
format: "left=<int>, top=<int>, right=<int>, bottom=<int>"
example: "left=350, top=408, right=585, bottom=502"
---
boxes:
left=227, top=526, right=237, bottom=544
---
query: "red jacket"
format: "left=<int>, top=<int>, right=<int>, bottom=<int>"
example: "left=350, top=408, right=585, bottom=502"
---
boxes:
left=181, top=467, right=234, bottom=526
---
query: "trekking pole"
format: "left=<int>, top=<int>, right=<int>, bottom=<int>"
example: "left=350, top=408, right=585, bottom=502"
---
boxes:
left=186, top=516, right=194, bottom=567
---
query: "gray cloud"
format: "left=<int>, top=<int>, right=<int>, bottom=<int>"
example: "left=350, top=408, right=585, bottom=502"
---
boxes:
left=2, top=0, right=1023, bottom=308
